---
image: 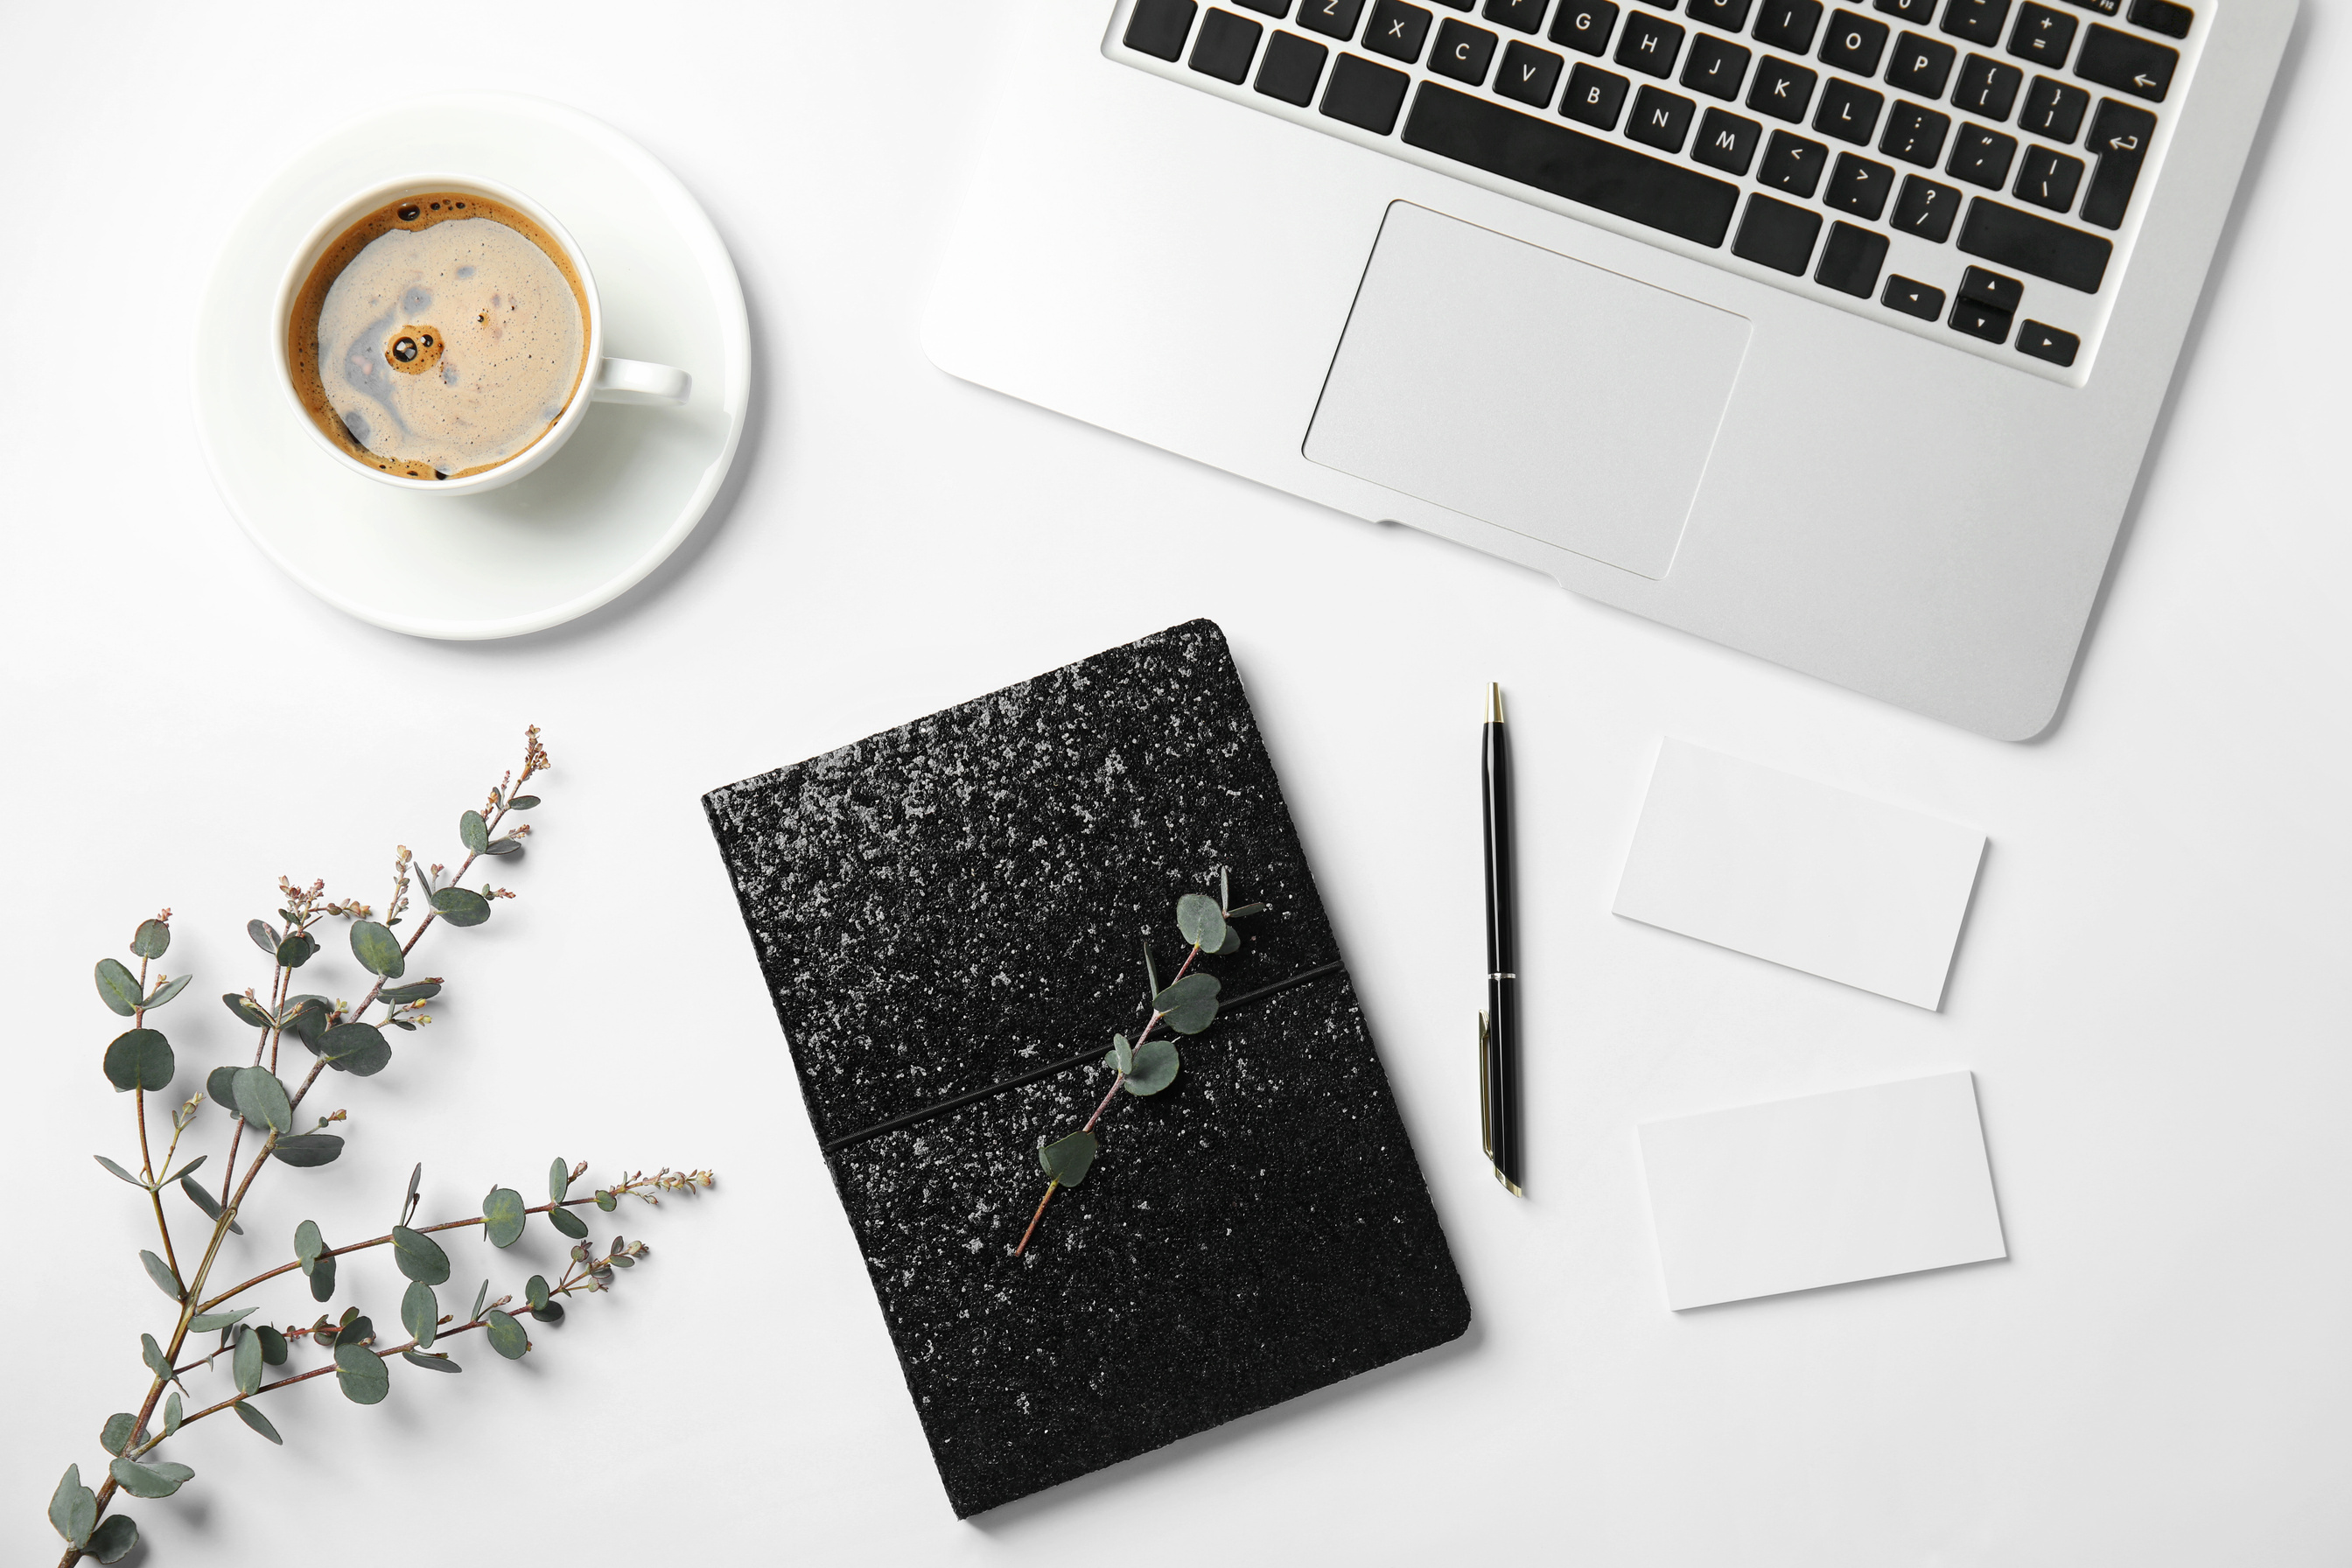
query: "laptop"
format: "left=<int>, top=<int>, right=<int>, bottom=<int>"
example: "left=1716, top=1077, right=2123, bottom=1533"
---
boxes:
left=922, top=0, right=2293, bottom=739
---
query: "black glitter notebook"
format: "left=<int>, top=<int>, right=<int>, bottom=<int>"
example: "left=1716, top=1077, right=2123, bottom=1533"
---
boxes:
left=703, top=620, right=1468, bottom=1516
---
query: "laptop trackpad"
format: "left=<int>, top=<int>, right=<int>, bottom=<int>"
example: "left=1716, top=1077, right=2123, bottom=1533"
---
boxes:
left=1304, top=202, right=1750, bottom=580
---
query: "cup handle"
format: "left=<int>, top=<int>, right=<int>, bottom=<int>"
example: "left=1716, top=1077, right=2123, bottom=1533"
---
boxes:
left=589, top=356, right=692, bottom=406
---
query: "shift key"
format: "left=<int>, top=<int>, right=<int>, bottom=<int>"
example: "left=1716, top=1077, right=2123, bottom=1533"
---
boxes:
left=2081, top=98, right=2155, bottom=229
left=1957, top=198, right=2112, bottom=291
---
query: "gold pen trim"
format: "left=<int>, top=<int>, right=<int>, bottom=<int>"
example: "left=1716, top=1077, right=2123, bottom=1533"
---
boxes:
left=1478, top=1011, right=1492, bottom=1161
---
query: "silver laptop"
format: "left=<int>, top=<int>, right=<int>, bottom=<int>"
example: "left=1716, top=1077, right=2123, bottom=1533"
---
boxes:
left=923, top=0, right=2292, bottom=739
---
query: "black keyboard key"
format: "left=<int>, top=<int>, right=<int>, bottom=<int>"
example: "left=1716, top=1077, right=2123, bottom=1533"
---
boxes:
left=2128, top=0, right=2190, bottom=36
left=1826, top=150, right=1897, bottom=217
left=1748, top=56, right=1819, bottom=119
left=1816, top=220, right=1890, bottom=294
left=2061, top=0, right=2120, bottom=16
left=1940, top=0, right=2009, bottom=43
left=1127, top=0, right=1199, bottom=59
left=2074, top=23, right=2174, bottom=99
left=1402, top=80, right=1742, bottom=242
left=1948, top=122, right=2017, bottom=186
left=1883, top=273, right=1946, bottom=316
left=1682, top=32, right=1753, bottom=97
left=2017, top=319, right=2080, bottom=364
left=1950, top=298, right=2012, bottom=340
left=1957, top=264, right=2023, bottom=312
left=1881, top=101, right=1950, bottom=163
left=1957, top=196, right=2112, bottom=288
left=1953, top=53, right=2023, bottom=118
left=2013, top=144, right=2084, bottom=210
left=2080, top=96, right=2154, bottom=228
left=1485, top=0, right=1552, bottom=30
left=1564, top=61, right=1634, bottom=124
left=1367, top=0, right=1436, bottom=59
left=1628, top=84, right=1700, bottom=149
left=1299, top=0, right=1368, bottom=38
left=1550, top=0, right=1620, bottom=51
left=1497, top=38, right=1569, bottom=101
left=1875, top=0, right=1937, bottom=18
left=2020, top=75, right=2089, bottom=139
left=1693, top=106, right=1766, bottom=172
left=1432, top=17, right=1502, bottom=77
left=1192, top=9, right=1267, bottom=79
left=1820, top=10, right=1892, bottom=71
left=1689, top=0, right=1758, bottom=28
left=1760, top=128, right=1831, bottom=193
left=1815, top=78, right=1885, bottom=142
left=1237, top=0, right=1293, bottom=13
left=1321, top=52, right=1413, bottom=129
left=1886, top=32, right=1956, bottom=94
left=1256, top=29, right=1333, bottom=100
left=1894, top=172, right=1962, bottom=238
left=1732, top=193, right=1824, bottom=271
left=1753, top=0, right=1825, bottom=50
left=1616, top=11, right=1685, bottom=74
left=2007, top=1, right=2076, bottom=63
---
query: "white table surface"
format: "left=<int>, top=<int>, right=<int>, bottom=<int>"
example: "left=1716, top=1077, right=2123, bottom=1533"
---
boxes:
left=6, top=4, right=2346, bottom=1564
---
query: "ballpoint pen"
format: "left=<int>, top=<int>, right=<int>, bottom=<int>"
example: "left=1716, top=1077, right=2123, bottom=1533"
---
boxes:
left=1481, top=682, right=1523, bottom=1195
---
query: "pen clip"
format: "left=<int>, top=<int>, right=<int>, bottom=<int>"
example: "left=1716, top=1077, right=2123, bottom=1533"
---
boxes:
left=1478, top=1011, right=1492, bottom=1160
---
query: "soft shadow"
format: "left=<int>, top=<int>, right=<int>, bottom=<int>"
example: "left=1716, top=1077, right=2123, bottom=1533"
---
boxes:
left=1936, top=837, right=1996, bottom=1018
left=2024, top=5, right=2308, bottom=743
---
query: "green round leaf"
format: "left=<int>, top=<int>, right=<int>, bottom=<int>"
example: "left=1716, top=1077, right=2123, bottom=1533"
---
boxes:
left=1039, top=1130, right=1100, bottom=1187
left=391, top=1224, right=452, bottom=1285
left=138, top=1250, right=182, bottom=1302
left=482, top=1187, right=527, bottom=1247
left=1103, top=1034, right=1135, bottom=1074
left=533, top=1298, right=566, bottom=1325
left=404, top=1348, right=463, bottom=1372
left=317, top=1020, right=391, bottom=1076
left=140, top=1334, right=171, bottom=1382
left=430, top=886, right=493, bottom=927
left=350, top=920, right=406, bottom=979
left=548, top=1205, right=589, bottom=1240
left=295, top=1219, right=326, bottom=1270
left=379, top=979, right=441, bottom=1004
left=525, top=1274, right=551, bottom=1311
left=1152, top=971, right=1222, bottom=1035
left=232, top=1067, right=292, bottom=1133
left=248, top=919, right=280, bottom=954
left=483, top=836, right=523, bottom=856
left=99, top=1414, right=136, bottom=1457
left=221, top=992, right=272, bottom=1028
left=234, top=1325, right=263, bottom=1396
left=459, top=809, right=490, bottom=852
left=163, top=1391, right=183, bottom=1435
left=1174, top=892, right=1228, bottom=955
left=142, top=973, right=192, bottom=1011
left=1212, top=925, right=1242, bottom=956
left=234, top=1401, right=284, bottom=1444
left=594, top=1189, right=617, bottom=1212
left=88, top=1512, right=139, bottom=1564
left=402, top=1279, right=440, bottom=1348
left=108, top=1456, right=193, bottom=1499
left=275, top=931, right=318, bottom=969
left=257, top=1324, right=289, bottom=1365
left=548, top=1156, right=570, bottom=1204
left=206, top=1063, right=242, bottom=1107
left=508, top=794, right=541, bottom=809
left=94, top=958, right=142, bottom=1017
left=483, top=1308, right=530, bottom=1360
left=273, top=1132, right=346, bottom=1167
left=130, top=918, right=172, bottom=959
left=280, top=994, right=332, bottom=1046
left=333, top=1341, right=390, bottom=1404
left=309, top=1250, right=339, bottom=1302
left=103, top=1029, right=175, bottom=1093
left=1124, top=1038, right=1181, bottom=1096
left=49, top=1466, right=96, bottom=1548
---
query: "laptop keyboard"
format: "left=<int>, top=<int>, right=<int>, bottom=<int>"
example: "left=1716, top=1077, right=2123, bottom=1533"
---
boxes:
left=1108, top=0, right=2202, bottom=380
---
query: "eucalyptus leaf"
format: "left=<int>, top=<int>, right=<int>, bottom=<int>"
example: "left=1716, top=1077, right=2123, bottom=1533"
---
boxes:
left=548, top=1205, right=588, bottom=1240
left=430, top=886, right=493, bottom=927
left=1224, top=902, right=1268, bottom=919
left=161, top=1153, right=206, bottom=1185
left=392, top=1224, right=452, bottom=1285
left=483, top=1187, right=527, bottom=1247
left=1103, top=1033, right=1135, bottom=1074
left=484, top=836, right=523, bottom=856
left=99, top=1413, right=137, bottom=1457
left=1212, top=926, right=1242, bottom=956
left=402, top=1160, right=423, bottom=1223
left=108, top=1457, right=193, bottom=1499
left=317, top=1020, right=391, bottom=1076
left=525, top=1274, right=550, bottom=1311
left=483, top=1309, right=529, bottom=1360
left=549, top=1156, right=570, bottom=1204
left=132, top=918, right=172, bottom=959
left=1152, top=971, right=1222, bottom=1034
left=140, top=1334, right=172, bottom=1383
left=139, top=1250, right=182, bottom=1302
left=221, top=992, right=272, bottom=1028
left=207, top=1063, right=243, bottom=1107
left=163, top=1391, right=183, bottom=1435
left=594, top=1190, right=616, bottom=1211
left=234, top=1401, right=283, bottom=1443
left=188, top=1306, right=256, bottom=1333
left=248, top=919, right=280, bottom=954
left=1124, top=1038, right=1181, bottom=1096
left=379, top=980, right=441, bottom=1004
left=402, top=1279, right=439, bottom=1348
left=403, top=1349, right=462, bottom=1373
left=1039, top=1130, right=1100, bottom=1187
left=280, top=994, right=332, bottom=1046
left=257, top=1324, right=289, bottom=1365
left=88, top=1513, right=139, bottom=1564
left=141, top=972, right=192, bottom=1011
left=48, top=1465, right=95, bottom=1548
left=334, top=1341, right=391, bottom=1404
left=275, top=1132, right=345, bottom=1168
left=533, top=1298, right=566, bottom=1325
left=234, top=1325, right=263, bottom=1395
left=94, top=1154, right=146, bottom=1188
left=1174, top=891, right=1228, bottom=954
left=275, top=930, right=318, bottom=969
left=309, top=1251, right=338, bottom=1302
left=181, top=1173, right=244, bottom=1233
left=471, top=1279, right=489, bottom=1320
left=295, top=1219, right=326, bottom=1270
left=508, top=794, right=541, bottom=809
left=103, top=1029, right=175, bottom=1093
left=233, top=1066, right=292, bottom=1132
left=350, top=920, right=406, bottom=979
left=458, top=808, right=490, bottom=852
left=94, top=958, right=143, bottom=1017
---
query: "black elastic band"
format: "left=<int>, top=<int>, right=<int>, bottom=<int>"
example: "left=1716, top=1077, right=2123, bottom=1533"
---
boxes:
left=817, top=959, right=1347, bottom=1153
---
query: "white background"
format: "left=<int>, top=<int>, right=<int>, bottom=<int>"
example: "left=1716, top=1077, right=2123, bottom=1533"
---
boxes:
left=5, top=4, right=2346, bottom=1564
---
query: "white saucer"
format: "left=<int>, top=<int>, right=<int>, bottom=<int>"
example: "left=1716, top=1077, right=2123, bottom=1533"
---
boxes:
left=194, top=92, right=751, bottom=640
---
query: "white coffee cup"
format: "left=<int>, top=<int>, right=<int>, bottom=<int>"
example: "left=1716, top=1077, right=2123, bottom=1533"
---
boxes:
left=273, top=172, right=690, bottom=495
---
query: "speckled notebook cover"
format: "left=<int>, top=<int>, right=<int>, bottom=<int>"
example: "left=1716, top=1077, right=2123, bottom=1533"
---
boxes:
left=703, top=619, right=1469, bottom=1517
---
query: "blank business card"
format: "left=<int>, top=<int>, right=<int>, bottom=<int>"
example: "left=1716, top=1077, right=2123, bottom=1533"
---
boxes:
left=1613, top=739, right=1986, bottom=1010
left=1637, top=1072, right=2006, bottom=1311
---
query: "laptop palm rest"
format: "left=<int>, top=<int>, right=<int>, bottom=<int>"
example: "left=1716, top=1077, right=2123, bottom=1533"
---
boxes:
left=1304, top=202, right=1751, bottom=581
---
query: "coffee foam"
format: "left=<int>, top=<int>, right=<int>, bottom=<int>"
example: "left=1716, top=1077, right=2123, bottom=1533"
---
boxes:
left=287, top=193, right=590, bottom=481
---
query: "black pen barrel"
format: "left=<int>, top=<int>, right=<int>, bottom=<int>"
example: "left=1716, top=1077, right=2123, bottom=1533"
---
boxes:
left=1482, top=715, right=1522, bottom=1191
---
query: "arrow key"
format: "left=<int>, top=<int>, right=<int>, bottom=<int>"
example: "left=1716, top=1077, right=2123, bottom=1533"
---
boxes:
left=2074, top=23, right=2175, bottom=100
left=2081, top=96, right=2155, bottom=228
